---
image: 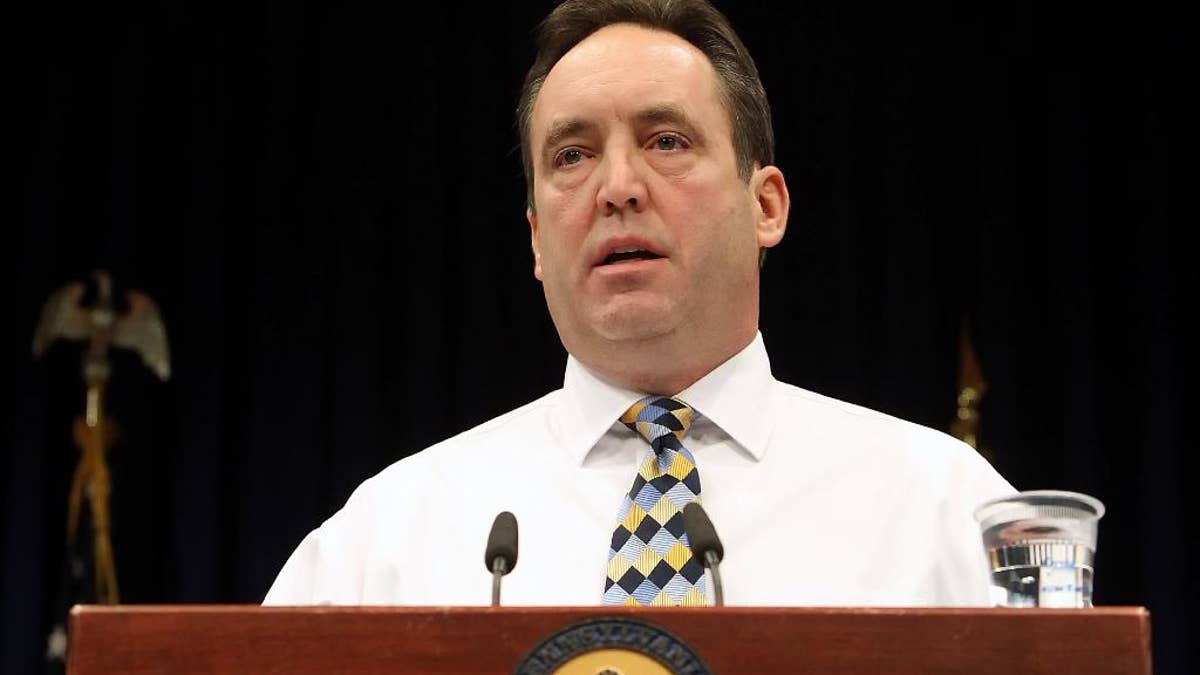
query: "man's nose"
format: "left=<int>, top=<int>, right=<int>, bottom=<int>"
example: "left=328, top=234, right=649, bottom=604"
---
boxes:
left=595, top=149, right=648, bottom=216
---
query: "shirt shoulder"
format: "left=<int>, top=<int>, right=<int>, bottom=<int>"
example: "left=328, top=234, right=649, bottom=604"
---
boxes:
left=368, top=388, right=562, bottom=484
left=769, top=379, right=1012, bottom=494
left=264, top=389, right=565, bottom=605
left=775, top=380, right=978, bottom=453
left=321, top=387, right=564, bottom=518
left=344, top=388, right=566, bottom=527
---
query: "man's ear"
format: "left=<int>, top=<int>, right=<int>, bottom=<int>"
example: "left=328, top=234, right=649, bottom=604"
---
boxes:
left=527, top=208, right=544, bottom=280
left=751, top=165, right=789, bottom=249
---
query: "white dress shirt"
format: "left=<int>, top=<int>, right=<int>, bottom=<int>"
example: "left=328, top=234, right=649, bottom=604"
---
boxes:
left=264, top=332, right=1014, bottom=606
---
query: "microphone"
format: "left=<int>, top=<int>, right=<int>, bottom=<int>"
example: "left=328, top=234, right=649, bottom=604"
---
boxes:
left=484, top=511, right=518, bottom=606
left=682, top=502, right=725, bottom=606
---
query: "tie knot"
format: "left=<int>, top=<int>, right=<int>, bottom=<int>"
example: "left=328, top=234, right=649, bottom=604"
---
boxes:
left=620, top=396, right=695, bottom=451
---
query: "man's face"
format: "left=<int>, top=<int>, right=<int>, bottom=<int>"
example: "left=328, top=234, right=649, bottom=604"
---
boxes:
left=527, top=23, right=786, bottom=371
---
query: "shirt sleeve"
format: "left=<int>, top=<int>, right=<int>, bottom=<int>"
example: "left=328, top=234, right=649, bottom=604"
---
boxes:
left=938, top=444, right=1017, bottom=605
left=262, top=530, right=321, bottom=605
left=262, top=482, right=378, bottom=605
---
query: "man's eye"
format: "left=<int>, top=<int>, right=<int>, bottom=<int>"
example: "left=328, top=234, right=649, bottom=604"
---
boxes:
left=556, top=148, right=586, bottom=166
left=653, top=134, right=686, bottom=151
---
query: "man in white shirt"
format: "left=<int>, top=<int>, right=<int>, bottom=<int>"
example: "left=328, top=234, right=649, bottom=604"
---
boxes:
left=265, top=0, right=1013, bottom=607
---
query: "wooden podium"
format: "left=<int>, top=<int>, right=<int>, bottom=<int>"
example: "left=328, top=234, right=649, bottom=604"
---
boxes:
left=68, top=605, right=1151, bottom=674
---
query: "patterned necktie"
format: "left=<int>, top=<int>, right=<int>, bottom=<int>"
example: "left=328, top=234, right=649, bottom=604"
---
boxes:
left=603, top=396, right=707, bottom=606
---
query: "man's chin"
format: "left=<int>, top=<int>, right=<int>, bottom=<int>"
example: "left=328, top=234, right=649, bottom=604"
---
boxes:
left=589, top=306, right=678, bottom=344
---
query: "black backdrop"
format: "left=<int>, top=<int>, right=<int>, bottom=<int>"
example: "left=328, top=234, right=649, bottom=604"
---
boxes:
left=3, top=2, right=1191, bottom=673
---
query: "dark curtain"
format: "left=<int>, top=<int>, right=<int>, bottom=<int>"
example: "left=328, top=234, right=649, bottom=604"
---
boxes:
left=3, top=2, right=1190, bottom=673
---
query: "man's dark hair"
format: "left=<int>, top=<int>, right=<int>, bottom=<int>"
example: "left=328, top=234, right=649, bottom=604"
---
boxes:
left=517, top=0, right=775, bottom=211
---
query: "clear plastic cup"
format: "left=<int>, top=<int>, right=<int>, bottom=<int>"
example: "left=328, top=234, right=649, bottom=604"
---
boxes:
left=974, top=490, right=1105, bottom=608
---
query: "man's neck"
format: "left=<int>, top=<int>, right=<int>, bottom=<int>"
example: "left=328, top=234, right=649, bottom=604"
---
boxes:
left=573, top=326, right=758, bottom=396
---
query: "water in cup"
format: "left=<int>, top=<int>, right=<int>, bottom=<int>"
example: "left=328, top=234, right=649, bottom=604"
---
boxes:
left=974, top=491, right=1104, bottom=608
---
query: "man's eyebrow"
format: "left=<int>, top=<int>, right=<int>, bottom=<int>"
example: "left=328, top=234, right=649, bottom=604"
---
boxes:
left=633, top=104, right=705, bottom=142
left=542, top=119, right=596, bottom=155
left=633, top=104, right=689, bottom=126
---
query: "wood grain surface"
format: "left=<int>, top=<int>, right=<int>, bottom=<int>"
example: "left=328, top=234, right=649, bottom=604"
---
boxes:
left=68, top=605, right=1151, bottom=674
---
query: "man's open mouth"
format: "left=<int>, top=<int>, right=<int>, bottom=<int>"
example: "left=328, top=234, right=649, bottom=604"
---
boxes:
left=600, top=247, right=665, bottom=265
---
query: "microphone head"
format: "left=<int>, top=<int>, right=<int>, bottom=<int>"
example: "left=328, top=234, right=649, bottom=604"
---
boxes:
left=484, top=511, right=519, bottom=574
left=682, top=502, right=724, bottom=564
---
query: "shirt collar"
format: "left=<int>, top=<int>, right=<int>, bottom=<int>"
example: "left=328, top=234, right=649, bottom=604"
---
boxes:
left=557, top=332, right=778, bottom=465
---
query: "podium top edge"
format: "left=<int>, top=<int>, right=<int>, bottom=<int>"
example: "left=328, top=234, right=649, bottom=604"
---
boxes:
left=70, top=604, right=1151, bottom=618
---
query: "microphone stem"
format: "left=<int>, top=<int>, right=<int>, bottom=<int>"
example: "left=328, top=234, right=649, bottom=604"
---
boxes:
left=704, top=550, right=724, bottom=607
left=490, top=558, right=508, bottom=606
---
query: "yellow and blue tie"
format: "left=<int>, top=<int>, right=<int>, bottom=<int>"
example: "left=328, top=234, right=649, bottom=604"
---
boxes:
left=603, top=396, right=707, bottom=606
